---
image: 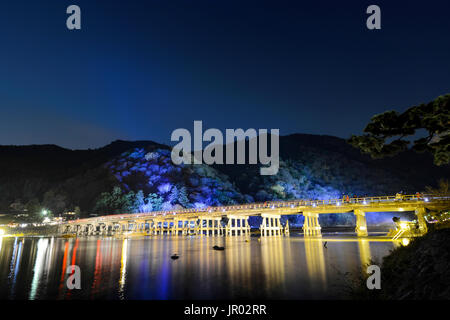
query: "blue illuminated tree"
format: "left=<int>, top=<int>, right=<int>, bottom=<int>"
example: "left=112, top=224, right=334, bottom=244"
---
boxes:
left=178, top=186, right=190, bottom=208
left=146, top=193, right=163, bottom=211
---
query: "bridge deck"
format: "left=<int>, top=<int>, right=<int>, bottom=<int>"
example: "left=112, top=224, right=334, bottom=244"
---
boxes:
left=66, top=194, right=449, bottom=225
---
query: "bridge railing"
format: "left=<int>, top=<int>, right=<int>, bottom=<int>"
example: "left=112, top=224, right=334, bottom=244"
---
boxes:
left=67, top=194, right=450, bottom=224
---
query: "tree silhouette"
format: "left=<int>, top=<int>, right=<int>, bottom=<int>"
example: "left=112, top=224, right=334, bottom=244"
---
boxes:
left=348, top=94, right=449, bottom=165
left=425, top=179, right=449, bottom=196
left=424, top=179, right=450, bottom=224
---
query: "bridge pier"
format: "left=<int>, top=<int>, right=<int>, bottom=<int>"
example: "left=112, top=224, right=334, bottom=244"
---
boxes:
left=179, top=220, right=187, bottom=235
left=98, top=223, right=104, bottom=235
left=198, top=218, right=204, bottom=236
left=93, top=223, right=99, bottom=236
left=164, top=221, right=171, bottom=234
left=167, top=220, right=176, bottom=235
left=157, top=221, right=164, bottom=234
left=124, top=221, right=132, bottom=233
left=147, top=220, right=154, bottom=235
left=116, top=223, right=122, bottom=234
left=284, top=220, right=290, bottom=236
left=136, top=220, right=146, bottom=233
left=213, top=218, right=223, bottom=236
left=175, top=219, right=183, bottom=235
left=151, top=220, right=159, bottom=235
left=79, top=224, right=84, bottom=236
left=117, top=222, right=123, bottom=234
left=110, top=223, right=118, bottom=235
left=144, top=220, right=151, bottom=234
left=226, top=215, right=249, bottom=236
left=156, top=220, right=164, bottom=235
left=198, top=217, right=206, bottom=236
left=97, top=223, right=103, bottom=235
left=159, top=220, right=165, bottom=235
left=86, top=224, right=94, bottom=236
left=198, top=217, right=223, bottom=236
left=134, top=221, right=140, bottom=233
left=118, top=221, right=128, bottom=234
left=354, top=209, right=368, bottom=237
left=415, top=207, right=428, bottom=235
left=185, top=219, right=198, bottom=235
left=102, top=223, right=110, bottom=236
left=260, top=214, right=282, bottom=236
left=102, top=223, right=109, bottom=235
left=169, top=219, right=178, bottom=235
left=60, top=224, right=71, bottom=235
left=106, top=223, right=113, bottom=235
left=303, top=212, right=321, bottom=237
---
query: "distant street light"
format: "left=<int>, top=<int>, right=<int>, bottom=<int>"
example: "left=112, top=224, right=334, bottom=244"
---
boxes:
left=42, top=209, right=48, bottom=216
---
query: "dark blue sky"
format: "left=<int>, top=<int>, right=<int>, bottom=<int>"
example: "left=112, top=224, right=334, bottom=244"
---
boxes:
left=0, top=0, right=449, bottom=149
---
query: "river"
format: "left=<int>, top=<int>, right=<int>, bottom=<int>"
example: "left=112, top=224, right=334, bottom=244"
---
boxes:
left=0, top=233, right=400, bottom=300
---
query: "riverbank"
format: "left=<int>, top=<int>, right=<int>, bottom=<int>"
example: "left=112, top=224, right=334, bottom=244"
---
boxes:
left=1, top=225, right=59, bottom=237
left=352, top=226, right=450, bottom=299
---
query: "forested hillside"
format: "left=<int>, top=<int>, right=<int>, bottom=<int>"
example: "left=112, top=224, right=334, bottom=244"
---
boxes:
left=0, top=134, right=447, bottom=223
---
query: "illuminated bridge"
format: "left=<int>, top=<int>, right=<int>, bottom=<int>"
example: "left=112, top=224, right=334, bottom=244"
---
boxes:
left=59, top=194, right=450, bottom=238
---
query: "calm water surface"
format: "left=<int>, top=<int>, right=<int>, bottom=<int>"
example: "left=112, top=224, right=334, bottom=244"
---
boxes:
left=0, top=234, right=398, bottom=299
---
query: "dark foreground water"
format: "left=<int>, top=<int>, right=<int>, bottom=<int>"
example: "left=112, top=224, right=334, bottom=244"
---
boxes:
left=0, top=233, right=399, bottom=300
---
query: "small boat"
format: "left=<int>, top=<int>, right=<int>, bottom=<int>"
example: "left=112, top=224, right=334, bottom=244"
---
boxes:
left=213, top=245, right=225, bottom=251
left=171, top=254, right=179, bottom=260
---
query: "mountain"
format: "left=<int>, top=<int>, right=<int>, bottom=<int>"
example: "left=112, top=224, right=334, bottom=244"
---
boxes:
left=214, top=133, right=448, bottom=201
left=0, top=135, right=448, bottom=221
left=0, top=140, right=164, bottom=214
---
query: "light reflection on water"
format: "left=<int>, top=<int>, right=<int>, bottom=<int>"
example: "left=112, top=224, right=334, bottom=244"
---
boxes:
left=304, top=238, right=327, bottom=292
left=0, top=235, right=398, bottom=300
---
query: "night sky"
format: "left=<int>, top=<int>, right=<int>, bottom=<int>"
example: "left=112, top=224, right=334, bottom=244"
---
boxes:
left=1, top=0, right=449, bottom=149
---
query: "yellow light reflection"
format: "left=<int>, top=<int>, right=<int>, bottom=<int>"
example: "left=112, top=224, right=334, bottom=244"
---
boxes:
left=260, top=237, right=287, bottom=294
left=357, top=239, right=372, bottom=271
left=304, top=238, right=327, bottom=290
left=226, top=236, right=251, bottom=291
